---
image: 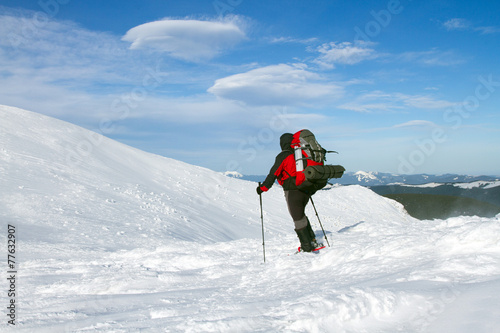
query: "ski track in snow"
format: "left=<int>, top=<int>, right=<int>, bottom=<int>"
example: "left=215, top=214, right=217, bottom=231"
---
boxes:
left=1, top=105, right=500, bottom=332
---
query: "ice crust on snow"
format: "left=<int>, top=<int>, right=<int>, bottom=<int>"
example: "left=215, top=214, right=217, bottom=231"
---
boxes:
left=1, top=105, right=500, bottom=332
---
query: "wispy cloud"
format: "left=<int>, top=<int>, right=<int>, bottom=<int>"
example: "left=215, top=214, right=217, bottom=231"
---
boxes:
left=0, top=11, right=242, bottom=126
left=443, top=18, right=500, bottom=34
left=312, top=41, right=377, bottom=69
left=0, top=11, right=138, bottom=88
left=207, top=63, right=344, bottom=106
left=398, top=94, right=457, bottom=109
left=122, top=16, right=247, bottom=62
left=443, top=18, right=471, bottom=31
left=339, top=91, right=456, bottom=113
left=269, top=36, right=318, bottom=44
left=397, top=49, right=465, bottom=66
left=393, top=120, right=438, bottom=128
left=0, top=11, right=143, bottom=121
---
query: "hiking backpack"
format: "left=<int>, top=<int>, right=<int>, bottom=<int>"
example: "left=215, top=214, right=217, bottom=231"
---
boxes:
left=291, top=129, right=345, bottom=194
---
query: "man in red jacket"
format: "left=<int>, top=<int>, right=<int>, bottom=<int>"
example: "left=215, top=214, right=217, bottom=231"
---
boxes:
left=256, top=133, right=318, bottom=252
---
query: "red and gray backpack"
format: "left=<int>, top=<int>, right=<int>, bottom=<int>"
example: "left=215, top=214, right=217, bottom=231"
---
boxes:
left=291, top=129, right=345, bottom=194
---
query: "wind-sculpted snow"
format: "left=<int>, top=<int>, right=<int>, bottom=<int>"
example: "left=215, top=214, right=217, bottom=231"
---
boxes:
left=1, top=105, right=499, bottom=332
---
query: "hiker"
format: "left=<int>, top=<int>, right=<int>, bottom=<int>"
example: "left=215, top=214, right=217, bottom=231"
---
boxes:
left=256, top=133, right=319, bottom=252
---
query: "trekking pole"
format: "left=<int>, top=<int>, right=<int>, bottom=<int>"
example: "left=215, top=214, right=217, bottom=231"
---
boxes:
left=310, top=197, right=330, bottom=247
left=258, top=182, right=266, bottom=263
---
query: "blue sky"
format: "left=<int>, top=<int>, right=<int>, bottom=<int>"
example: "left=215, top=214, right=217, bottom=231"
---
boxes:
left=1, top=0, right=499, bottom=176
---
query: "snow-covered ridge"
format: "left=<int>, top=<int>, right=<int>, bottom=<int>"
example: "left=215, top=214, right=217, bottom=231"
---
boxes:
left=454, top=180, right=500, bottom=189
left=400, top=182, right=449, bottom=188
left=394, top=180, right=500, bottom=189
left=1, top=105, right=500, bottom=332
left=338, top=171, right=499, bottom=186
left=0, top=105, right=275, bottom=245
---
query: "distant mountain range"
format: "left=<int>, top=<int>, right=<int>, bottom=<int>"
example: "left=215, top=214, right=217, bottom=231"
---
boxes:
left=228, top=171, right=499, bottom=186
left=335, top=171, right=499, bottom=186
left=225, top=171, right=500, bottom=217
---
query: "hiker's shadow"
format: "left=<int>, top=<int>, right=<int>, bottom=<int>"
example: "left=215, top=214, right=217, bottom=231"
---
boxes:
left=313, top=221, right=365, bottom=239
left=337, top=221, right=365, bottom=233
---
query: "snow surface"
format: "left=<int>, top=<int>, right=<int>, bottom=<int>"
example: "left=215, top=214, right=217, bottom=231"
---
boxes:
left=1, top=105, right=500, bottom=332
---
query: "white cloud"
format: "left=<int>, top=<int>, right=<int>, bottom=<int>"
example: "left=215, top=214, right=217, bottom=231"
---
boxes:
left=0, top=11, right=137, bottom=87
left=339, top=91, right=456, bottom=113
left=475, top=26, right=500, bottom=34
left=313, top=42, right=377, bottom=69
left=0, top=11, right=143, bottom=120
left=396, top=94, right=456, bottom=109
left=207, top=64, right=344, bottom=106
left=122, top=17, right=246, bottom=62
left=443, top=18, right=471, bottom=31
left=269, top=36, right=318, bottom=44
left=443, top=18, right=500, bottom=34
left=339, top=102, right=401, bottom=113
left=393, top=120, right=438, bottom=128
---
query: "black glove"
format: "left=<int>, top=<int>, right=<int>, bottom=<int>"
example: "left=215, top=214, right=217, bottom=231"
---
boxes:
left=256, top=186, right=263, bottom=195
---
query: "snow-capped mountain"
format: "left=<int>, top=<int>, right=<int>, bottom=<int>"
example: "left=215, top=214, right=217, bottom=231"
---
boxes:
left=1, top=105, right=500, bottom=332
left=222, top=170, right=244, bottom=178
left=237, top=171, right=499, bottom=186
left=454, top=180, right=500, bottom=189
left=335, top=171, right=499, bottom=186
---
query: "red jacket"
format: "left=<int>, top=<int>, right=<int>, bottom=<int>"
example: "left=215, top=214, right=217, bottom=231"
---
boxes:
left=260, top=133, right=299, bottom=192
left=260, top=132, right=326, bottom=193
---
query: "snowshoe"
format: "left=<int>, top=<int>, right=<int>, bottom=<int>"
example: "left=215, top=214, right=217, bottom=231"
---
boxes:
left=297, top=243, right=326, bottom=253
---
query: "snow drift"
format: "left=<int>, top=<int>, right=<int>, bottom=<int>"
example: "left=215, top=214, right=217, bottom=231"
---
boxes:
left=1, top=105, right=500, bottom=332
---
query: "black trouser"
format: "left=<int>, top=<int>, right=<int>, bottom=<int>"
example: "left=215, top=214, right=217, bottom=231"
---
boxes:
left=284, top=190, right=310, bottom=229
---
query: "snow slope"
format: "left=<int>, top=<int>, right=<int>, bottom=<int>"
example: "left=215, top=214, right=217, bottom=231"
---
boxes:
left=1, top=105, right=500, bottom=332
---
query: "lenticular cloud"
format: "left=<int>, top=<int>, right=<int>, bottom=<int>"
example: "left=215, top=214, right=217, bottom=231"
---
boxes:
left=208, top=64, right=344, bottom=106
left=122, top=17, right=246, bottom=62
